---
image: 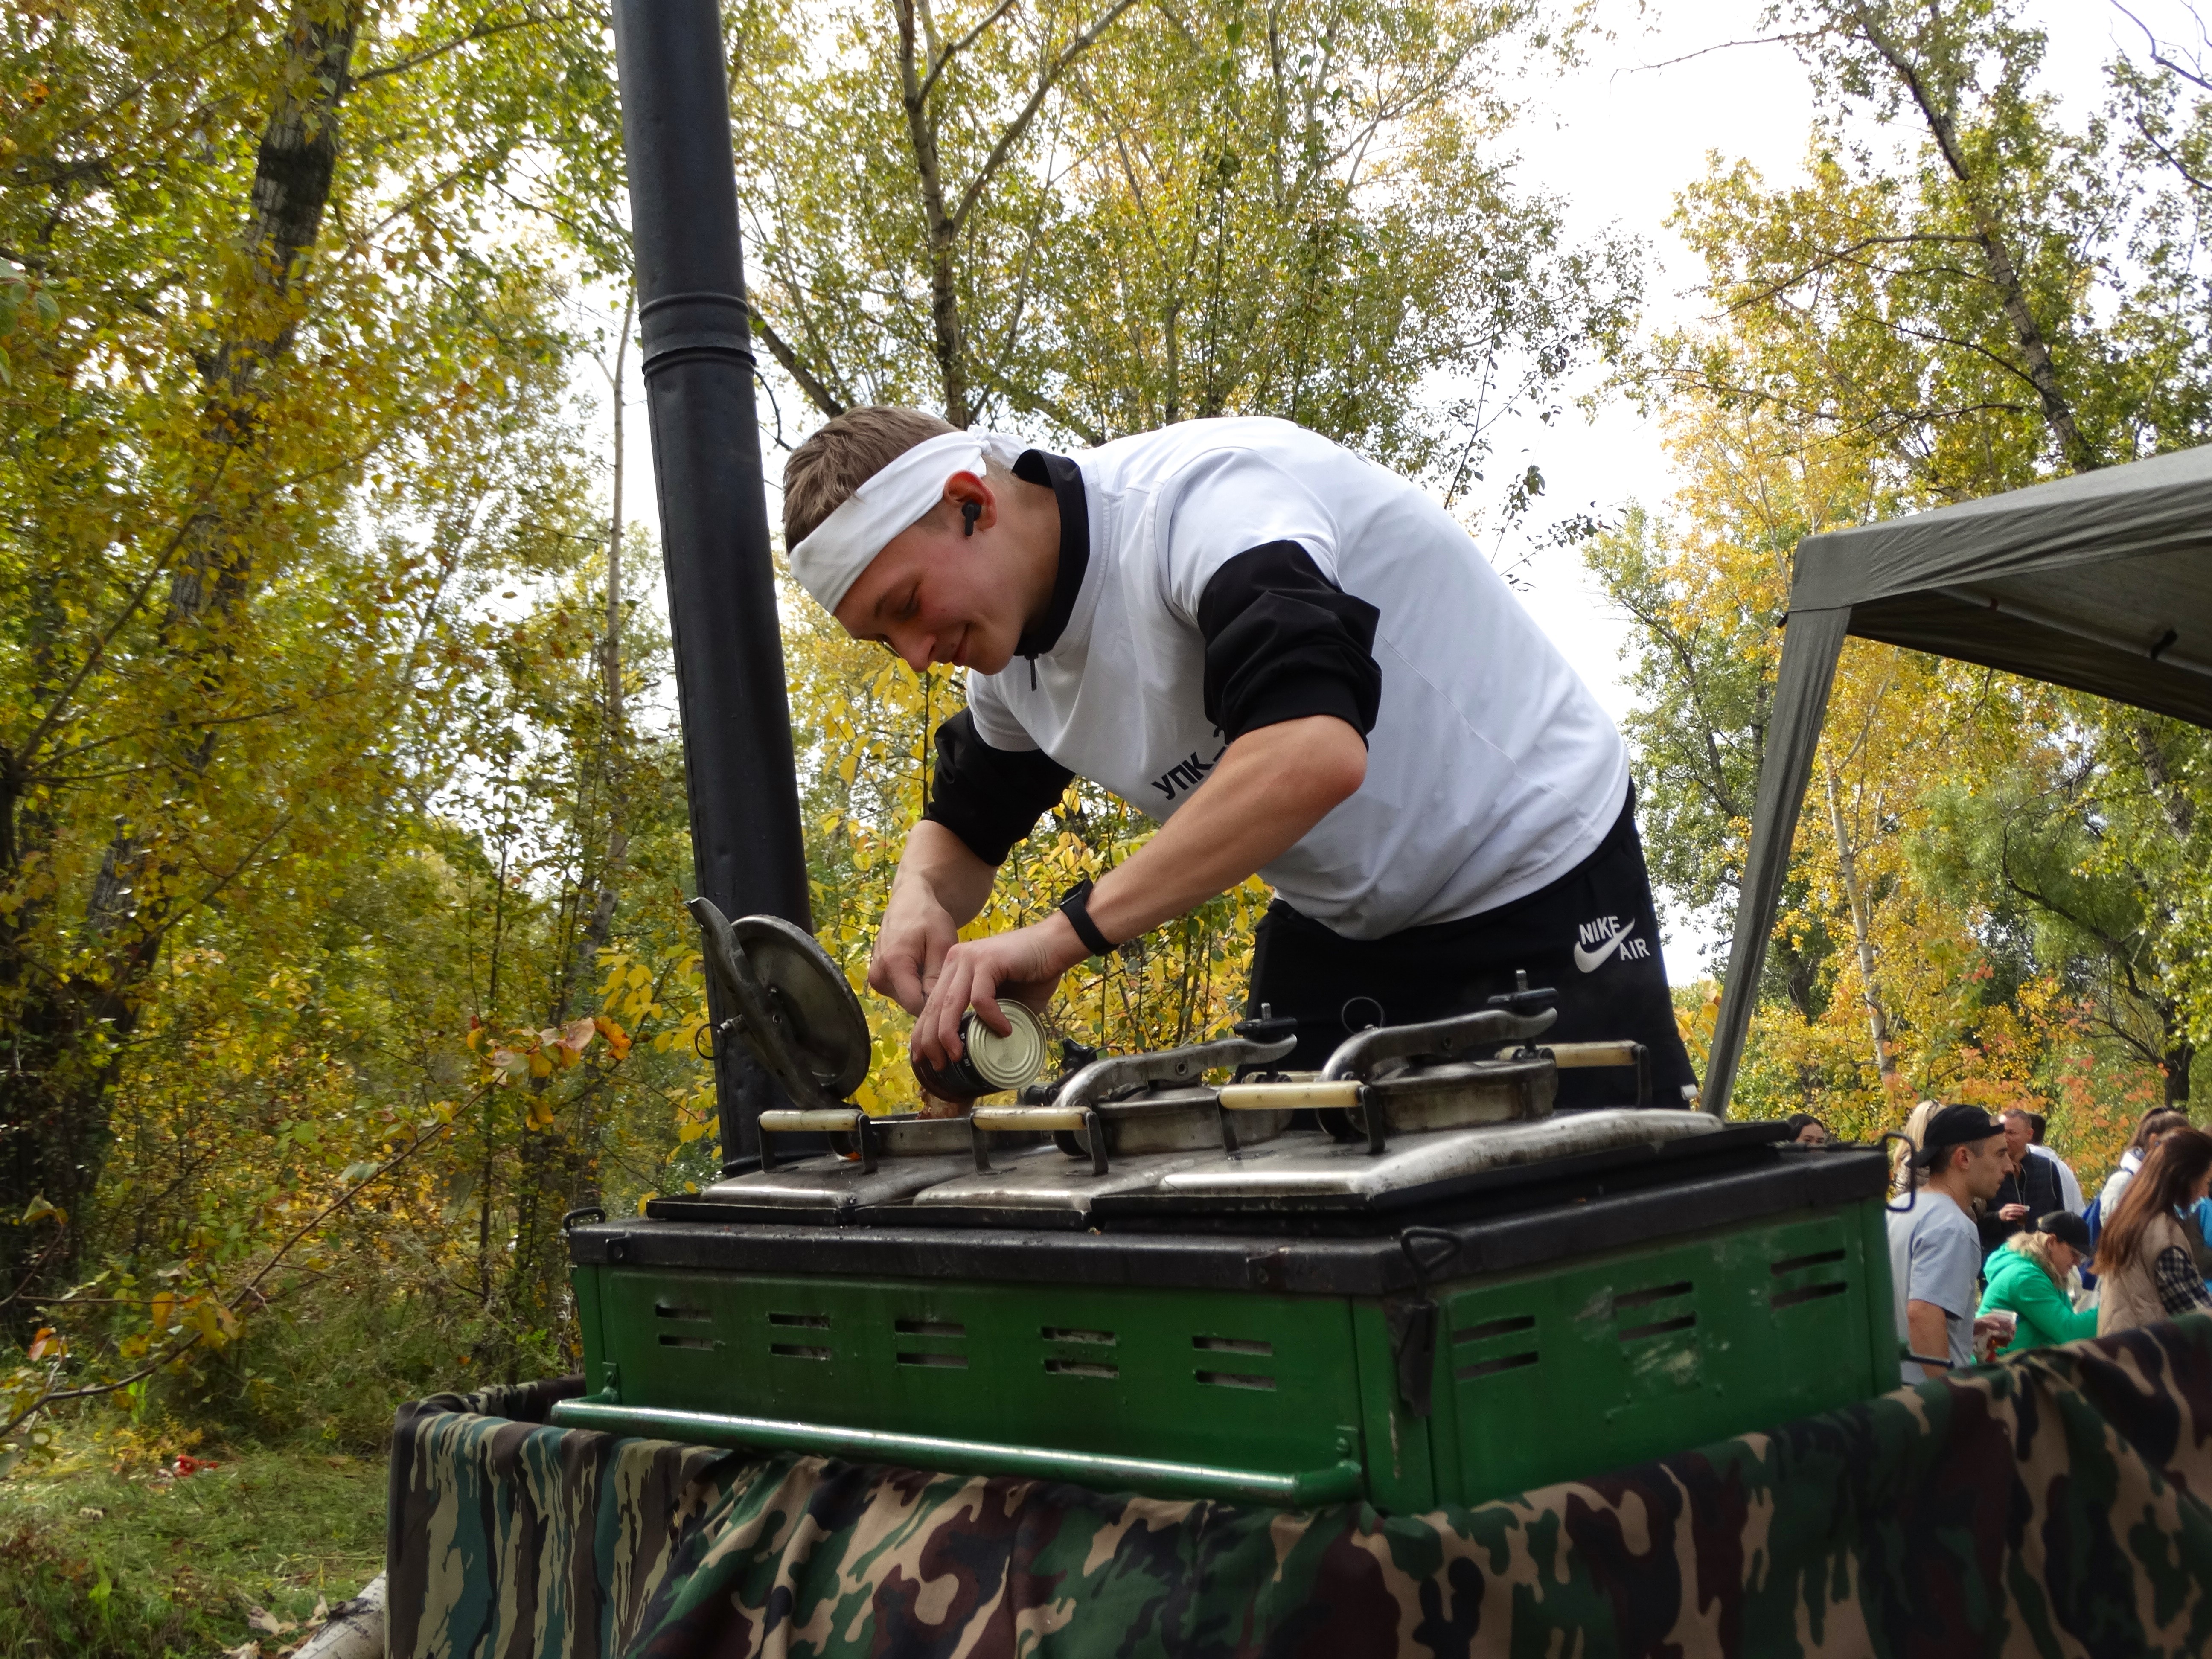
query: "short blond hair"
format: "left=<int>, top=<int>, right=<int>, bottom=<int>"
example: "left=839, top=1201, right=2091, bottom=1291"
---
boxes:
left=782, top=406, right=955, bottom=549
left=2001, top=1227, right=2069, bottom=1287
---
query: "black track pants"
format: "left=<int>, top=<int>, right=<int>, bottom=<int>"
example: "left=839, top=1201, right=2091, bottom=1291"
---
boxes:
left=1245, top=787, right=1699, bottom=1109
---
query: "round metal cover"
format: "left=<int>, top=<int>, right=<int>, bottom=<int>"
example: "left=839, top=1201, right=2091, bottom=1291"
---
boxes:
left=967, top=1001, right=1048, bottom=1091
left=732, top=914, right=871, bottom=1097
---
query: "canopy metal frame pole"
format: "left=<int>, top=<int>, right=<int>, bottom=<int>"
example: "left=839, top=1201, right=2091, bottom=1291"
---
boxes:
left=612, top=0, right=812, bottom=1167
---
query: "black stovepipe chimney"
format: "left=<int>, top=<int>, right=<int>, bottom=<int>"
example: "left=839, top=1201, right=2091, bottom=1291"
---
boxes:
left=612, top=0, right=811, bottom=1168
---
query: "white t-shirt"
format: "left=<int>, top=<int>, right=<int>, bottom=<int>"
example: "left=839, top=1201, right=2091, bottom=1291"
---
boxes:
left=2098, top=1148, right=2142, bottom=1221
left=964, top=418, right=1628, bottom=939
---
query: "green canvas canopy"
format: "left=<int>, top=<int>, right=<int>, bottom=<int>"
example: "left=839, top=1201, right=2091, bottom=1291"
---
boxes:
left=1706, top=442, right=2212, bottom=1116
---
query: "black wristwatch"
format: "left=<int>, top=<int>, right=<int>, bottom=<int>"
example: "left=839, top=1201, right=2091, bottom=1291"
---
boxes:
left=1056, top=878, right=1116, bottom=957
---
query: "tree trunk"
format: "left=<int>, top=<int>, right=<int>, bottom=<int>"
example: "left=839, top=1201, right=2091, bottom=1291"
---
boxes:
left=1825, top=768, right=1898, bottom=1080
left=893, top=0, right=969, bottom=425
left=0, top=0, right=363, bottom=1329
left=1849, top=4, right=2101, bottom=473
left=506, top=299, right=637, bottom=1346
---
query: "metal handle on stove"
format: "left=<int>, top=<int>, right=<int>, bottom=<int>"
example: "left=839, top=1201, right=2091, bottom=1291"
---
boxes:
left=969, top=1103, right=1106, bottom=1175
left=966, top=1030, right=1296, bottom=1176
left=1319, top=1006, right=1556, bottom=1081
left=1503, top=1039, right=1650, bottom=1108
left=1056, top=1031, right=1298, bottom=1114
left=756, top=1106, right=882, bottom=1173
left=1216, top=1080, right=1362, bottom=1111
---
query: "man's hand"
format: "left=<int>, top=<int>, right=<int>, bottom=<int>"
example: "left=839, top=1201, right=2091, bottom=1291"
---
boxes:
left=867, top=821, right=997, bottom=1013
left=897, top=715, right=1365, bottom=1071
left=868, top=885, right=961, bottom=1014
left=1998, top=1202, right=2030, bottom=1222
left=912, top=914, right=1087, bottom=1069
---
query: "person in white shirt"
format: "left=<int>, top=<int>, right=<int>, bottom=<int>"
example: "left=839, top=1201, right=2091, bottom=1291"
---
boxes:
left=779, top=407, right=1697, bottom=1102
left=1889, top=1104, right=2011, bottom=1384
left=2098, top=1109, right=2191, bottom=1222
left=2023, top=1112, right=2084, bottom=1215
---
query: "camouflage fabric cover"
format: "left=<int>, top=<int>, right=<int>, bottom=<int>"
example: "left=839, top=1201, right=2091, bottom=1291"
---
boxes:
left=387, top=1316, right=2212, bottom=1658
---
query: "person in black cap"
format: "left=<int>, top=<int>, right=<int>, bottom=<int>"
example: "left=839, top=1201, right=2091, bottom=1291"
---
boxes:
left=1976, top=1211, right=2097, bottom=1356
left=1887, top=1102, right=2009, bottom=1383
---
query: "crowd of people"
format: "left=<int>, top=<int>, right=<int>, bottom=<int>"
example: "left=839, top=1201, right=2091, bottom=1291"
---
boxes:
left=1854, top=1099, right=2212, bottom=1385
left=1781, top=1101, right=2212, bottom=1382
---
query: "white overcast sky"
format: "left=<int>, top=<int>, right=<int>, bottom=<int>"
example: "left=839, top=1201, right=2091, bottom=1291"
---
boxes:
left=602, top=0, right=2187, bottom=979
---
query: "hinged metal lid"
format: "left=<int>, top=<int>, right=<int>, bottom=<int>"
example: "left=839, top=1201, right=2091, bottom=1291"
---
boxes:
left=689, top=898, right=870, bottom=1107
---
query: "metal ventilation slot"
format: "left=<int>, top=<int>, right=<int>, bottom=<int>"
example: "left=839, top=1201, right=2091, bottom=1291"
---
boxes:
left=1192, top=1336, right=1272, bottom=1356
left=1456, top=1350, right=1539, bottom=1382
left=1614, top=1281, right=1694, bottom=1313
left=1041, top=1327, right=1116, bottom=1345
left=1453, top=1313, right=1536, bottom=1344
left=1045, top=1359, right=1119, bottom=1379
left=654, top=1302, right=711, bottom=1323
left=768, top=1312, right=829, bottom=1329
left=896, top=1351, right=968, bottom=1368
left=1618, top=1314, right=1697, bottom=1342
left=895, top=1319, right=965, bottom=1338
left=1770, top=1249, right=1847, bottom=1276
left=769, top=1343, right=832, bottom=1360
left=1771, top=1281, right=1850, bottom=1310
left=1195, top=1371, right=1276, bottom=1390
left=657, top=1333, right=716, bottom=1350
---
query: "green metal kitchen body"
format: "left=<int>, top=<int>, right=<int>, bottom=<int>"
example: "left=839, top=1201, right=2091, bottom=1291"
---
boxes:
left=562, top=1132, right=1894, bottom=1510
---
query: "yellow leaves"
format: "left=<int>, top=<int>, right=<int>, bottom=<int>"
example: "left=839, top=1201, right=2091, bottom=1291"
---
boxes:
left=18, top=1195, right=65, bottom=1228
left=593, top=1016, right=631, bottom=1060
left=480, top=1012, right=628, bottom=1097
left=188, top=1297, right=239, bottom=1346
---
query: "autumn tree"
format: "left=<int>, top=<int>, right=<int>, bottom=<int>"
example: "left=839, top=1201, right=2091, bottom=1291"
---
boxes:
left=1596, top=0, right=2212, bottom=1141
left=0, top=0, right=635, bottom=1328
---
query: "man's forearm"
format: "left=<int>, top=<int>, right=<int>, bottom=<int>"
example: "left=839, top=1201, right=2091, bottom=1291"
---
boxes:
left=1906, top=1301, right=1950, bottom=1378
left=894, top=820, right=998, bottom=926
left=1084, top=715, right=1365, bottom=945
left=900, top=715, right=1367, bottom=1065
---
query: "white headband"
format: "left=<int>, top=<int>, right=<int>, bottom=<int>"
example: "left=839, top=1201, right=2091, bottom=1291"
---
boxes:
left=788, top=429, right=1026, bottom=613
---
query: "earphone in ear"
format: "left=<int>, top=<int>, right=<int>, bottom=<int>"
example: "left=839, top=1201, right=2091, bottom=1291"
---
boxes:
left=961, top=500, right=981, bottom=537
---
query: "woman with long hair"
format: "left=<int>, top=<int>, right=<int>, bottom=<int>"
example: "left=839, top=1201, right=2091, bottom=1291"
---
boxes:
left=2094, top=1127, right=2212, bottom=1334
left=1978, top=1213, right=2096, bottom=1353
left=2097, top=1108, right=2191, bottom=1220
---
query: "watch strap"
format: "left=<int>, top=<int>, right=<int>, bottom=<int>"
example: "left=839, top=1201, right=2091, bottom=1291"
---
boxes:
left=1057, top=878, right=1115, bottom=957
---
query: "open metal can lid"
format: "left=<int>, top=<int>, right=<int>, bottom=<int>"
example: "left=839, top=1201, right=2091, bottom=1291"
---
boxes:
left=964, top=1001, right=1048, bottom=1091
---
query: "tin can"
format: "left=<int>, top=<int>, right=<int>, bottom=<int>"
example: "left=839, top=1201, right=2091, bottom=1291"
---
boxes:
left=911, top=1000, right=1048, bottom=1101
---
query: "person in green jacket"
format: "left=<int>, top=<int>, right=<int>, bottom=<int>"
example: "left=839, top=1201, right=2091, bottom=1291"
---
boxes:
left=1978, top=1211, right=2097, bottom=1354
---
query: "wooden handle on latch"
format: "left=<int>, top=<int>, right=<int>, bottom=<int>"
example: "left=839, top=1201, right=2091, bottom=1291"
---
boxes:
left=1215, top=1080, right=1362, bottom=1111
left=757, top=1108, right=864, bottom=1133
left=970, top=1105, right=1089, bottom=1133
left=1541, top=1041, right=1645, bottom=1069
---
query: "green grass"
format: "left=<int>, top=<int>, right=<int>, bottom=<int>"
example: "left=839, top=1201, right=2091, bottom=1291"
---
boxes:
left=0, top=1445, right=384, bottom=1659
